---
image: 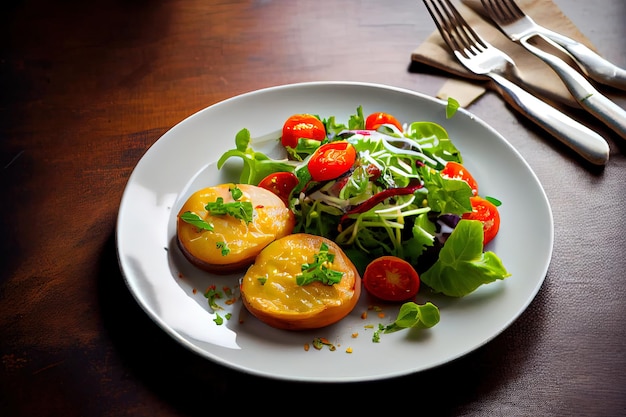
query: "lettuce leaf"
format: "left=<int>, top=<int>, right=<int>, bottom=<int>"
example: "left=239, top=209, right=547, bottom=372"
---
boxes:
left=419, top=165, right=473, bottom=215
left=404, top=121, right=462, bottom=164
left=384, top=301, right=441, bottom=333
left=421, top=219, right=511, bottom=297
left=216, top=128, right=295, bottom=185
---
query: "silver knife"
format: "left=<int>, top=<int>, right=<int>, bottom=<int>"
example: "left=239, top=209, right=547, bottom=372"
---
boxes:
left=526, top=28, right=626, bottom=92
left=480, top=0, right=626, bottom=91
left=521, top=34, right=626, bottom=142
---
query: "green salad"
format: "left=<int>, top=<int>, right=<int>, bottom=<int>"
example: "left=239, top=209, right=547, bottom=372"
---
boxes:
left=217, top=105, right=510, bottom=299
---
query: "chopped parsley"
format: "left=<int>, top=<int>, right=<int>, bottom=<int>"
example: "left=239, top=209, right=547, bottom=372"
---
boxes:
left=180, top=211, right=214, bottom=231
left=205, top=197, right=253, bottom=223
left=372, top=323, right=385, bottom=343
left=230, top=185, right=244, bottom=200
left=296, top=242, right=344, bottom=286
left=180, top=185, right=254, bottom=230
left=216, top=241, right=230, bottom=256
left=204, top=285, right=223, bottom=311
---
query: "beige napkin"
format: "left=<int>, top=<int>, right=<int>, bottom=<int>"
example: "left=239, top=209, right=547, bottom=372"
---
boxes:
left=412, top=0, right=599, bottom=108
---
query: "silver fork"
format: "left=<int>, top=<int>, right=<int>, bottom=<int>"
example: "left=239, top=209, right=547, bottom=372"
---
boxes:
left=422, top=0, right=609, bottom=166
left=481, top=0, right=626, bottom=141
left=479, top=0, right=626, bottom=91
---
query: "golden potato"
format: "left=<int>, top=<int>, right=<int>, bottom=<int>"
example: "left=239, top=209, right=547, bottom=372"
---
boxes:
left=177, top=183, right=295, bottom=274
left=240, top=233, right=361, bottom=330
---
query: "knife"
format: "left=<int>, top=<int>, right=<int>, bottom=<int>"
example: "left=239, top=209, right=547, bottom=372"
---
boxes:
left=521, top=34, right=626, bottom=142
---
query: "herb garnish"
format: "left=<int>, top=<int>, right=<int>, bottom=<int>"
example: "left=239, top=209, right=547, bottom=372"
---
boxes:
left=296, top=242, right=344, bottom=286
left=180, top=211, right=214, bottom=231
left=216, top=241, right=230, bottom=256
left=213, top=313, right=224, bottom=325
left=181, top=185, right=254, bottom=229
left=204, top=285, right=222, bottom=311
left=206, top=196, right=253, bottom=223
left=205, top=186, right=254, bottom=223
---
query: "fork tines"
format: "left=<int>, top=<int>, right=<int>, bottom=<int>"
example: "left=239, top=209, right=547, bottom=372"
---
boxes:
left=481, top=0, right=524, bottom=25
left=423, top=0, right=487, bottom=59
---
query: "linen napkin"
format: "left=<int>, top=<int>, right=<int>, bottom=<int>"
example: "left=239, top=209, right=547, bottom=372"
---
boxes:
left=412, top=0, right=599, bottom=108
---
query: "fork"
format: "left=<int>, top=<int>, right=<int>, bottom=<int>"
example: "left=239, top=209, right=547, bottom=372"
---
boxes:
left=479, top=0, right=626, bottom=91
left=481, top=0, right=626, bottom=141
left=422, top=0, right=609, bottom=165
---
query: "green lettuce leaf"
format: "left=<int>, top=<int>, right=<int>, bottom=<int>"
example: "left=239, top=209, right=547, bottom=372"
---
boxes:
left=420, top=165, right=473, bottom=215
left=404, top=121, right=462, bottom=164
left=217, top=128, right=295, bottom=185
left=421, top=219, right=511, bottom=297
left=384, top=301, right=441, bottom=333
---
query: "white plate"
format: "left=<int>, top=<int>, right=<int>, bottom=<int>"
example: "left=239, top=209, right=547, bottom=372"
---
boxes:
left=116, top=81, right=553, bottom=382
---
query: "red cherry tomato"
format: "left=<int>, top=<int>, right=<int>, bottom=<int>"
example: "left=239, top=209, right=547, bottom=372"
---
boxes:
left=257, top=172, right=299, bottom=205
left=308, top=141, right=357, bottom=182
left=281, top=114, right=326, bottom=148
left=441, top=161, right=479, bottom=196
left=462, top=196, right=501, bottom=245
left=365, top=112, right=403, bottom=131
left=363, top=256, right=420, bottom=302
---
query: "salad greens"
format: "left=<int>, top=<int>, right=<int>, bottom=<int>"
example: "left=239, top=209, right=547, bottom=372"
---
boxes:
left=217, top=128, right=296, bottom=185
left=384, top=301, right=441, bottom=333
left=421, top=219, right=510, bottom=297
left=446, top=97, right=460, bottom=119
left=217, top=106, right=510, bottom=302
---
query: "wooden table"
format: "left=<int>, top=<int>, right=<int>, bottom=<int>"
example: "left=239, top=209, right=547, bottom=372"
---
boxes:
left=2, top=0, right=625, bottom=415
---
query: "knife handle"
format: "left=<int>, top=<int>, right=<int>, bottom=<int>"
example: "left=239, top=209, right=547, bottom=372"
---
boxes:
left=489, top=72, right=609, bottom=165
left=522, top=36, right=626, bottom=142
left=536, top=28, right=626, bottom=91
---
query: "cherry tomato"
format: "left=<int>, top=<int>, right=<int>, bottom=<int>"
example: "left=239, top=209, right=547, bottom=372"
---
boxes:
left=462, top=196, right=501, bottom=245
left=281, top=114, right=326, bottom=148
left=441, top=161, right=479, bottom=196
left=363, top=256, right=420, bottom=302
left=308, top=141, right=357, bottom=182
left=365, top=112, right=403, bottom=131
left=257, top=172, right=298, bottom=205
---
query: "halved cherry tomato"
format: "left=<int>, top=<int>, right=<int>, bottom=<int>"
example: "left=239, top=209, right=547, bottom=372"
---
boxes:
left=281, top=114, right=326, bottom=148
left=257, top=172, right=298, bottom=205
left=363, top=256, right=420, bottom=302
left=308, top=141, right=356, bottom=182
left=441, top=161, right=479, bottom=196
left=365, top=112, right=403, bottom=131
left=462, top=196, right=500, bottom=245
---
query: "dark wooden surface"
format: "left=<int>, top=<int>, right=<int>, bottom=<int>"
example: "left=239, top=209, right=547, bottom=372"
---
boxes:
left=2, top=0, right=625, bottom=415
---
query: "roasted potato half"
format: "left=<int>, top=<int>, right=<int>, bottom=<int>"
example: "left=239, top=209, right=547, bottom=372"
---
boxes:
left=177, top=184, right=295, bottom=274
left=240, top=233, right=361, bottom=330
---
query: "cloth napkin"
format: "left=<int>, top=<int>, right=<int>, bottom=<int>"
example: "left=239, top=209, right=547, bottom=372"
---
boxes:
left=412, top=0, right=599, bottom=108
